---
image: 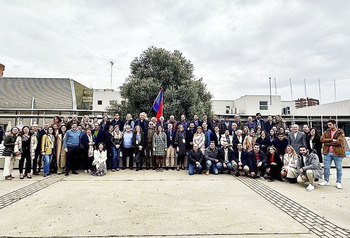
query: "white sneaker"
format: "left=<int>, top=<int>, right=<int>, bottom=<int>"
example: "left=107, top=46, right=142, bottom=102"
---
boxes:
left=259, top=176, right=265, bottom=181
left=318, top=180, right=329, bottom=186
left=306, top=184, right=315, bottom=190
left=336, top=182, right=343, bottom=189
left=84, top=170, right=88, bottom=173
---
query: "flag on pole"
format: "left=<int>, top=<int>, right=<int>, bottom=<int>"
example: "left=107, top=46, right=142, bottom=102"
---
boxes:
left=152, top=88, right=163, bottom=119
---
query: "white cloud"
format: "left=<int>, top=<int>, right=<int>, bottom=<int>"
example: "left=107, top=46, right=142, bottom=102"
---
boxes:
left=1, top=0, right=349, bottom=103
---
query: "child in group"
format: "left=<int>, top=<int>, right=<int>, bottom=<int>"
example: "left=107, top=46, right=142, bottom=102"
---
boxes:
left=92, top=142, right=107, bottom=176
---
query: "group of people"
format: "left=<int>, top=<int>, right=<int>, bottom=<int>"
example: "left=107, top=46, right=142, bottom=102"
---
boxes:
left=1, top=112, right=346, bottom=190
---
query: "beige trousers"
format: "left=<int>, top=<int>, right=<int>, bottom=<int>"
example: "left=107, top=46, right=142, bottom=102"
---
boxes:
left=232, top=161, right=250, bottom=174
left=297, top=170, right=314, bottom=185
left=166, top=145, right=175, bottom=167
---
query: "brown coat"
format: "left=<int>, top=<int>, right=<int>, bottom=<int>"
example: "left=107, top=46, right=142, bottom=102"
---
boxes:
left=320, top=129, right=346, bottom=157
left=56, top=133, right=67, bottom=168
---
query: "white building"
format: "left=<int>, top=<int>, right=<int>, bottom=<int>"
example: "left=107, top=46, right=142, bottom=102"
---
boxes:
left=211, top=95, right=281, bottom=116
left=92, top=89, right=124, bottom=111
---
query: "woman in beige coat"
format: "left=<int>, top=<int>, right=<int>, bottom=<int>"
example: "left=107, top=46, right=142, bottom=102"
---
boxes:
left=281, top=145, right=299, bottom=183
left=55, top=125, right=67, bottom=174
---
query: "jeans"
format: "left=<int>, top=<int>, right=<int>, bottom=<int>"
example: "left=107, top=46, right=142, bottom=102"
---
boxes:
left=43, top=153, right=53, bottom=175
left=216, top=162, right=232, bottom=173
left=111, top=146, right=121, bottom=169
left=324, top=153, right=343, bottom=183
left=188, top=164, right=203, bottom=175
left=206, top=160, right=218, bottom=174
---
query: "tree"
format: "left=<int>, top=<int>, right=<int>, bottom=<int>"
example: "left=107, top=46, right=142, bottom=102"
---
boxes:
left=108, top=46, right=212, bottom=120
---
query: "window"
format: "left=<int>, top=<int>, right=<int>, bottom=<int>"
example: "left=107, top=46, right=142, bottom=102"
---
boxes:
left=259, top=101, right=268, bottom=110
left=282, top=107, right=290, bottom=115
left=226, top=106, right=230, bottom=114
left=97, top=100, right=102, bottom=105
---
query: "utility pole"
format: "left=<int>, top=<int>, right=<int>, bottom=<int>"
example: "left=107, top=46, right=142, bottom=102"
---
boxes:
left=110, top=61, right=114, bottom=89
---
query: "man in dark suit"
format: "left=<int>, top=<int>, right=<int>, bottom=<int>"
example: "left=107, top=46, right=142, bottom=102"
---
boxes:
left=253, top=113, right=264, bottom=131
left=222, top=116, right=232, bottom=134
left=210, top=126, right=221, bottom=148
left=92, top=123, right=105, bottom=147
left=110, top=113, right=124, bottom=130
left=288, top=124, right=306, bottom=152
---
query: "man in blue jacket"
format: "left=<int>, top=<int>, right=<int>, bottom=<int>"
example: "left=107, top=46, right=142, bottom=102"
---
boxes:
left=247, top=144, right=267, bottom=180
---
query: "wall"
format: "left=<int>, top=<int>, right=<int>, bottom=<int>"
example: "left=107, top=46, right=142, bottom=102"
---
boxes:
left=92, top=89, right=123, bottom=111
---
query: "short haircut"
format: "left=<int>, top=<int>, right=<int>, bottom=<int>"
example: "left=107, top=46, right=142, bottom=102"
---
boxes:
left=327, top=119, right=336, bottom=125
left=299, top=145, right=307, bottom=150
left=254, top=143, right=260, bottom=148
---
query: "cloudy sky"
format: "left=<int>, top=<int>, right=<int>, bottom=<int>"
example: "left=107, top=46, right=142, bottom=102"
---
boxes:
left=1, top=0, right=349, bottom=103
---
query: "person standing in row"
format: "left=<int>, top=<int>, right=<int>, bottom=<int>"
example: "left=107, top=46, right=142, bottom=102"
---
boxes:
left=145, top=122, right=155, bottom=170
left=41, top=127, right=55, bottom=177
left=122, top=125, right=134, bottom=170
left=319, top=119, right=346, bottom=189
left=111, top=125, right=123, bottom=171
left=81, top=128, right=94, bottom=173
left=64, top=123, right=81, bottom=176
left=153, top=125, right=167, bottom=172
left=133, top=125, right=144, bottom=171
left=19, top=126, right=32, bottom=179
left=288, top=124, right=306, bottom=152
left=174, top=125, right=186, bottom=171
left=306, top=127, right=323, bottom=163
left=55, top=125, right=67, bottom=174
left=3, top=127, right=20, bottom=180
left=165, top=123, right=175, bottom=170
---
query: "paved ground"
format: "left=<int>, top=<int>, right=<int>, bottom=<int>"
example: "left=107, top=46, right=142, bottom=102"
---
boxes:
left=0, top=168, right=349, bottom=238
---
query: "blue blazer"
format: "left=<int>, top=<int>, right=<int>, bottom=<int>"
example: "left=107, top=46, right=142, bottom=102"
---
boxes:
left=166, top=129, right=175, bottom=147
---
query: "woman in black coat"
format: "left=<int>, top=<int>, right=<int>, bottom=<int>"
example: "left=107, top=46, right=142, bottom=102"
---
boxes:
left=174, top=124, right=187, bottom=171
left=266, top=146, right=283, bottom=181
left=306, top=127, right=323, bottom=163
left=256, top=130, right=270, bottom=155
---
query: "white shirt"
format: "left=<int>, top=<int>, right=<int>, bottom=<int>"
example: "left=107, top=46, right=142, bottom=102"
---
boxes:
left=224, top=149, right=229, bottom=163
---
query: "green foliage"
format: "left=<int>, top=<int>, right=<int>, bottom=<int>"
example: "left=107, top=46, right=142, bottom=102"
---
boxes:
left=112, top=46, right=212, bottom=119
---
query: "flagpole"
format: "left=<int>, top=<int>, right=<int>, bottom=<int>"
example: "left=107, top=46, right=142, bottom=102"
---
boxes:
left=318, top=79, right=324, bottom=134
left=269, top=77, right=272, bottom=105
left=149, top=88, right=163, bottom=117
left=290, top=79, right=295, bottom=124
left=334, top=79, right=338, bottom=124
left=304, top=79, right=309, bottom=125
left=110, top=61, right=114, bottom=89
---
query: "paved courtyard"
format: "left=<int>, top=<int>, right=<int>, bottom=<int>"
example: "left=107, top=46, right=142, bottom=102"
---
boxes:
left=0, top=168, right=349, bottom=238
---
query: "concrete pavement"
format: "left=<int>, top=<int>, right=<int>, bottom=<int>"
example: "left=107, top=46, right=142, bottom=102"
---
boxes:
left=0, top=168, right=349, bottom=237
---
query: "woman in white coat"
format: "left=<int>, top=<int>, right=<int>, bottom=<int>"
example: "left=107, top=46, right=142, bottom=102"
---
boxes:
left=92, top=142, right=107, bottom=176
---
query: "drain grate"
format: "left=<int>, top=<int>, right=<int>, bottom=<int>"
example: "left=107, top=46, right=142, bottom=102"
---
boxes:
left=237, top=176, right=350, bottom=238
left=0, top=175, right=63, bottom=209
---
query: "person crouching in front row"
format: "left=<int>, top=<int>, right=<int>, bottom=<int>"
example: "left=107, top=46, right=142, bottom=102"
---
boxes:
left=92, top=142, right=107, bottom=176
left=217, top=142, right=233, bottom=174
left=246, top=144, right=267, bottom=180
left=297, top=146, right=323, bottom=191
left=188, top=144, right=203, bottom=175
